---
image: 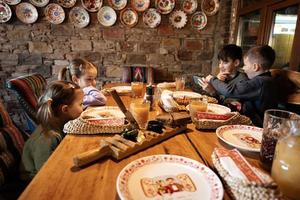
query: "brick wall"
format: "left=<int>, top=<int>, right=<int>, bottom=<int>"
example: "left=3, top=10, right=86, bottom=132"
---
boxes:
left=0, top=0, right=233, bottom=130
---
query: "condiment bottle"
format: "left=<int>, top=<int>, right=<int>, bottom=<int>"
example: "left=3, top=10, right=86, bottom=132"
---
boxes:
left=145, top=85, right=154, bottom=110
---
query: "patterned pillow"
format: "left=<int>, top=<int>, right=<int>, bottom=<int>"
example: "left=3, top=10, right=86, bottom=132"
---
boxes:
left=0, top=100, right=25, bottom=186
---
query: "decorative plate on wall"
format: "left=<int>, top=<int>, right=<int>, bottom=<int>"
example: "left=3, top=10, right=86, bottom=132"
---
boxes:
left=191, top=11, right=207, bottom=31
left=29, top=0, right=49, bottom=7
left=57, top=0, right=76, bottom=8
left=143, top=8, right=161, bottom=28
left=120, top=8, right=138, bottom=28
left=201, top=0, right=220, bottom=16
left=44, top=3, right=65, bottom=24
left=182, top=0, right=197, bottom=14
left=97, top=6, right=117, bottom=27
left=4, top=0, right=21, bottom=6
left=169, top=10, right=187, bottom=29
left=0, top=1, right=12, bottom=23
left=69, top=6, right=90, bottom=28
left=155, top=0, right=175, bottom=15
left=131, top=0, right=150, bottom=12
left=81, top=0, right=102, bottom=12
left=16, top=2, right=38, bottom=24
left=108, top=0, right=127, bottom=11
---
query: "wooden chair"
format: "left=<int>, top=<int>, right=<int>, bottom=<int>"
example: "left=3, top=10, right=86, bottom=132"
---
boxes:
left=6, top=74, right=47, bottom=133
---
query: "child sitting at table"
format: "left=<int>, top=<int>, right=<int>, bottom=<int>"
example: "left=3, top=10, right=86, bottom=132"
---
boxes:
left=206, top=45, right=279, bottom=127
left=58, top=58, right=107, bottom=109
left=22, top=81, right=84, bottom=179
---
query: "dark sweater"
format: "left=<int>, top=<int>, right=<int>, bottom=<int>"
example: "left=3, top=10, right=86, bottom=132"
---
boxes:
left=210, top=71, right=279, bottom=127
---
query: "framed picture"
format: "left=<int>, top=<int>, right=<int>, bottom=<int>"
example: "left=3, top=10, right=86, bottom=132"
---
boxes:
left=122, top=66, right=153, bottom=83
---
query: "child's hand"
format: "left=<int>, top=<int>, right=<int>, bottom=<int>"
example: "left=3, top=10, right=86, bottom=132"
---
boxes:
left=198, top=78, right=216, bottom=95
left=205, top=75, right=214, bottom=82
left=217, top=72, right=230, bottom=81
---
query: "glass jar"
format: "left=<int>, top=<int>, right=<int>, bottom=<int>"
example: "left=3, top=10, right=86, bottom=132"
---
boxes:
left=260, top=109, right=299, bottom=171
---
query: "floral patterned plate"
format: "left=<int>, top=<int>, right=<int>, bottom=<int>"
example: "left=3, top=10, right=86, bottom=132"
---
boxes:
left=216, top=125, right=263, bottom=152
left=120, top=8, right=138, bottom=28
left=143, top=8, right=161, bottom=28
left=201, top=0, right=220, bottom=16
left=69, top=6, right=90, bottom=28
left=29, top=0, right=49, bottom=7
left=191, top=11, right=207, bottom=31
left=155, top=0, right=175, bottom=15
left=16, top=2, right=38, bottom=24
left=44, top=3, right=65, bottom=24
left=57, top=0, right=76, bottom=8
left=4, top=0, right=20, bottom=6
left=81, top=0, right=102, bottom=12
left=182, top=0, right=197, bottom=14
left=117, top=154, right=224, bottom=200
left=108, top=0, right=127, bottom=11
left=0, top=1, right=12, bottom=23
left=97, top=6, right=116, bottom=27
left=131, top=0, right=150, bottom=12
left=169, top=10, right=187, bottom=29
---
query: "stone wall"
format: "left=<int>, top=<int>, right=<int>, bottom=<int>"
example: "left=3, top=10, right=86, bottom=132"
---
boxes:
left=0, top=0, right=233, bottom=130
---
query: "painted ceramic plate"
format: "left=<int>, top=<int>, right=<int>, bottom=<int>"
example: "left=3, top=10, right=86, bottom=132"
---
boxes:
left=169, top=10, right=187, bottom=29
left=201, top=0, right=220, bottom=16
left=0, top=2, right=12, bottom=23
left=16, top=2, right=38, bottom=24
left=111, top=86, right=132, bottom=94
left=173, top=91, right=202, bottom=99
left=182, top=0, right=197, bottom=14
left=155, top=0, right=175, bottom=15
left=131, top=0, right=150, bottom=12
left=191, top=11, right=207, bottom=31
left=69, top=6, right=90, bottom=28
left=44, top=3, right=65, bottom=24
left=4, top=0, right=20, bottom=5
left=81, top=106, right=125, bottom=125
left=97, top=6, right=116, bottom=27
left=29, top=0, right=49, bottom=7
left=120, top=8, right=138, bottom=27
left=81, top=0, right=102, bottom=12
left=187, top=103, right=231, bottom=114
left=216, top=125, right=263, bottom=152
left=117, top=154, right=224, bottom=200
left=108, top=0, right=127, bottom=11
left=143, top=8, right=161, bottom=28
left=57, top=0, right=76, bottom=8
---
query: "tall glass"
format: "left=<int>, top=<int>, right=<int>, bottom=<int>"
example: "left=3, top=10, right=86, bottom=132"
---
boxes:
left=175, top=77, right=185, bottom=91
left=131, top=82, right=144, bottom=98
left=130, top=101, right=150, bottom=130
left=260, top=109, right=298, bottom=171
left=189, top=99, right=208, bottom=122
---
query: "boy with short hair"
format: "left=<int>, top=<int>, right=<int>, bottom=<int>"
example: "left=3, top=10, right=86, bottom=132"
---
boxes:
left=206, top=45, right=278, bottom=126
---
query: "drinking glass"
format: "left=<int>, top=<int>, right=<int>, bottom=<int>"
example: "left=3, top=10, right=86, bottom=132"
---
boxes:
left=130, top=101, right=150, bottom=130
left=175, top=77, right=185, bottom=91
left=189, top=99, right=208, bottom=122
left=260, top=109, right=299, bottom=171
left=131, top=82, right=144, bottom=98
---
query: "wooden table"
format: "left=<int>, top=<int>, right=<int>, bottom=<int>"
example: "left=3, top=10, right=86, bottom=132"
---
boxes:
left=19, top=86, right=267, bottom=200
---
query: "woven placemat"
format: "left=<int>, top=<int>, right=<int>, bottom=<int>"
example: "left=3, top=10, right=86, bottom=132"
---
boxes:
left=64, top=117, right=131, bottom=135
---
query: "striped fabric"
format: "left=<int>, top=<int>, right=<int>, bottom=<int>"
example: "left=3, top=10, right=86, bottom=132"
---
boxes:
left=0, top=100, right=25, bottom=186
left=6, top=74, right=47, bottom=123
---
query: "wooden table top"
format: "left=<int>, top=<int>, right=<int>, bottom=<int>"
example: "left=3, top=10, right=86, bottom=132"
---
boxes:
left=19, top=85, right=267, bottom=200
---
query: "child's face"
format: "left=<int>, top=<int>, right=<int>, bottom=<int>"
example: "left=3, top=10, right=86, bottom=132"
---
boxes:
left=64, top=89, right=84, bottom=120
left=218, top=58, right=239, bottom=74
left=243, top=56, right=256, bottom=79
left=77, top=67, right=97, bottom=88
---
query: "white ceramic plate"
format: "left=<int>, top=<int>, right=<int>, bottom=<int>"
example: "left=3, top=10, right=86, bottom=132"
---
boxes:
left=111, top=86, right=132, bottom=94
left=169, top=10, right=187, bottom=29
left=0, top=2, right=12, bottom=23
left=69, top=6, right=90, bottom=28
left=97, top=6, right=116, bottom=27
left=182, top=0, right=197, bottom=14
left=201, top=0, right=220, bottom=16
left=81, top=0, right=102, bottom=12
left=108, top=0, right=127, bottom=10
left=4, top=0, right=21, bottom=6
left=120, top=8, right=138, bottom=27
left=155, top=0, right=175, bottom=14
left=143, top=8, right=161, bottom=28
left=16, top=2, right=38, bottom=24
left=30, top=0, right=49, bottom=7
left=117, top=154, right=223, bottom=200
left=216, top=125, right=263, bottom=152
left=187, top=103, right=231, bottom=114
left=191, top=11, right=207, bottom=31
left=57, top=0, right=76, bottom=8
left=172, top=91, right=202, bottom=99
left=131, top=0, right=150, bottom=12
left=44, top=3, right=65, bottom=24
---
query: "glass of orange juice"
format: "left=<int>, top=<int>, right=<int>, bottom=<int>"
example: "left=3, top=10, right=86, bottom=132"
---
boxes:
left=131, top=82, right=144, bottom=98
left=130, top=101, right=150, bottom=130
left=189, top=99, right=207, bottom=122
left=175, top=77, right=185, bottom=91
